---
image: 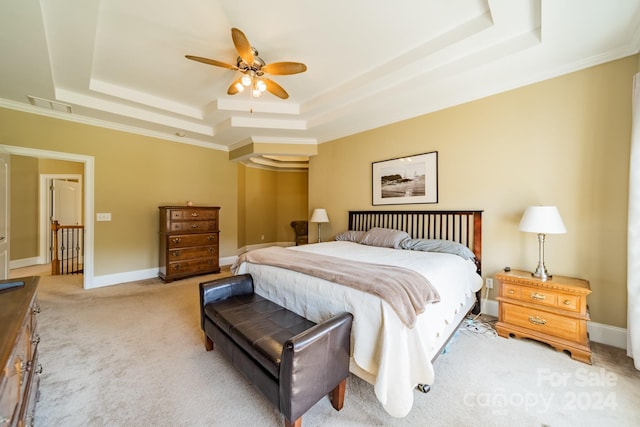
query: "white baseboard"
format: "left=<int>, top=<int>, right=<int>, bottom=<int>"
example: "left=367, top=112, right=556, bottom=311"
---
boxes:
left=90, top=268, right=159, bottom=289
left=481, top=299, right=627, bottom=349
left=10, top=257, right=41, bottom=269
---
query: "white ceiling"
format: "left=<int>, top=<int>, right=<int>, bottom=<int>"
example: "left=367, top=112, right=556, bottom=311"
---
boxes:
left=1, top=0, right=640, bottom=159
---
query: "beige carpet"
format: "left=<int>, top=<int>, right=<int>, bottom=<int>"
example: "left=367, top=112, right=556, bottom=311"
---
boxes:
left=13, top=266, right=639, bottom=427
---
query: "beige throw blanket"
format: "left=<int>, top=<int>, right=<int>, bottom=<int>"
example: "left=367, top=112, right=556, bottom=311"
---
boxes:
left=233, top=246, right=440, bottom=328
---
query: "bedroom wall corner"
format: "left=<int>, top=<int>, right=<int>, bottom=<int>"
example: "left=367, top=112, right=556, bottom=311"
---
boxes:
left=309, top=55, right=637, bottom=331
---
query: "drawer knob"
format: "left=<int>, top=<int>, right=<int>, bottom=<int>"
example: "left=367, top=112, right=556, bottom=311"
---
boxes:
left=207, top=235, right=215, bottom=241
left=172, top=238, right=182, bottom=244
left=191, top=224, right=199, bottom=229
left=531, top=293, right=546, bottom=300
left=563, top=300, right=572, bottom=305
left=208, top=248, right=213, bottom=254
left=191, top=212, right=199, bottom=217
left=528, top=315, right=547, bottom=326
left=508, top=290, right=515, bottom=294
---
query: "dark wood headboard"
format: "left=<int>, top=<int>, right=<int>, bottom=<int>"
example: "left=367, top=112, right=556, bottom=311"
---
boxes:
left=348, top=210, right=483, bottom=274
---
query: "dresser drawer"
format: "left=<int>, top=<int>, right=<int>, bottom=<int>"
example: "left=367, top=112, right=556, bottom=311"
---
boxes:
left=170, top=209, right=218, bottom=221
left=168, top=245, right=218, bottom=261
left=167, top=233, right=218, bottom=248
left=167, top=257, right=219, bottom=276
left=169, top=220, right=218, bottom=233
left=501, top=303, right=580, bottom=342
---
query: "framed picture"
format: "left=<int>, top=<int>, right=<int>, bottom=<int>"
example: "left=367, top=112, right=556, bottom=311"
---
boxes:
left=372, top=151, right=438, bottom=205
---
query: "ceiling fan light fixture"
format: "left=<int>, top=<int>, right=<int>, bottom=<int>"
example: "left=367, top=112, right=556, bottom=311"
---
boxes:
left=255, top=79, right=267, bottom=93
left=252, top=88, right=262, bottom=97
left=241, top=74, right=252, bottom=87
left=234, top=81, right=245, bottom=93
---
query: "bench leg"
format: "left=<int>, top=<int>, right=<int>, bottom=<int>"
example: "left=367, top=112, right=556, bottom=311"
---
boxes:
left=329, top=378, right=347, bottom=411
left=205, top=334, right=214, bottom=351
left=284, top=418, right=301, bottom=427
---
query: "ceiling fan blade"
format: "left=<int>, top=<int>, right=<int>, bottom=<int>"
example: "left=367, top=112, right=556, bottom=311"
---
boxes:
left=227, top=78, right=243, bottom=95
left=185, top=55, right=237, bottom=70
left=264, top=78, right=289, bottom=99
left=231, top=28, right=254, bottom=65
left=262, top=62, right=307, bottom=75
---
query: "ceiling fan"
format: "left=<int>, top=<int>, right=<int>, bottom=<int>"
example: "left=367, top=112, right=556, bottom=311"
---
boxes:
left=185, top=28, right=307, bottom=100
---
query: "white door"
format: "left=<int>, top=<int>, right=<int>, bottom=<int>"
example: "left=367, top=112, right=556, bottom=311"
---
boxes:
left=52, top=179, right=82, bottom=225
left=0, top=151, right=9, bottom=279
left=50, top=179, right=83, bottom=268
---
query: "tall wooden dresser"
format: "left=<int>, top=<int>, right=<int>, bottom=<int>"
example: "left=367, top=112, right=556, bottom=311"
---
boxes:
left=159, top=206, right=220, bottom=282
left=1, top=276, right=42, bottom=426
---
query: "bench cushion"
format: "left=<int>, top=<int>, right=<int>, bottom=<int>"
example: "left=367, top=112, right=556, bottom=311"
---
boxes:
left=204, top=293, right=316, bottom=379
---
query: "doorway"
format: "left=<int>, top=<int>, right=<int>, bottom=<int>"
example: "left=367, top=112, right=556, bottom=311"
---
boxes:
left=0, top=144, right=94, bottom=289
left=39, top=174, right=83, bottom=265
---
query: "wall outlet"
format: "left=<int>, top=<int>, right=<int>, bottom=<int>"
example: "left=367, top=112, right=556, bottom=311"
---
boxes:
left=96, top=213, right=111, bottom=221
left=485, top=278, right=494, bottom=289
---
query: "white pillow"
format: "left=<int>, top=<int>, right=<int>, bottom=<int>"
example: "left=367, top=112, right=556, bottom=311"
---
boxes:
left=335, top=230, right=367, bottom=242
left=359, top=227, right=410, bottom=249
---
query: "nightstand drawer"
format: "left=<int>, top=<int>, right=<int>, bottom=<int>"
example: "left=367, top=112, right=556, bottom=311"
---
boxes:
left=557, top=294, right=580, bottom=312
left=501, top=303, right=580, bottom=342
left=521, top=287, right=557, bottom=307
left=502, top=283, right=522, bottom=299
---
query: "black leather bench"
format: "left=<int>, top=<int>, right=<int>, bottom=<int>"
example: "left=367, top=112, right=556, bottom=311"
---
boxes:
left=199, top=274, right=353, bottom=427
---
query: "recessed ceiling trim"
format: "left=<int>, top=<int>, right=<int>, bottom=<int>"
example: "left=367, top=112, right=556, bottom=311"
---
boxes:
left=56, top=88, right=214, bottom=135
left=217, top=98, right=301, bottom=115
left=90, top=79, right=204, bottom=119
left=230, top=116, right=307, bottom=130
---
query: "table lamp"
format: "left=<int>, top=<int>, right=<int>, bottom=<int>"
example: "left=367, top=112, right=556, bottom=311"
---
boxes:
left=310, top=208, right=330, bottom=243
left=519, top=206, right=566, bottom=280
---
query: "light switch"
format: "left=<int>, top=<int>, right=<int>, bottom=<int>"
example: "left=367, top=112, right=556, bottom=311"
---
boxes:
left=96, top=213, right=112, bottom=221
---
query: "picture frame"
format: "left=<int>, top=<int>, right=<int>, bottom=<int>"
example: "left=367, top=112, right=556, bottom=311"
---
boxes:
left=372, top=151, right=438, bottom=205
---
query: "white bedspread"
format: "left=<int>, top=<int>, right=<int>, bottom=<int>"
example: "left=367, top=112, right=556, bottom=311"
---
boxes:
left=234, top=241, right=482, bottom=417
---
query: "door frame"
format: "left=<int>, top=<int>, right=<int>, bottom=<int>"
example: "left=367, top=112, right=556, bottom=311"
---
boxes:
left=1, top=144, right=94, bottom=289
left=39, top=174, right=83, bottom=265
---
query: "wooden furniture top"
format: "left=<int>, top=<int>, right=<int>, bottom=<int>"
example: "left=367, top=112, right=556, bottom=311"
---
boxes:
left=496, top=270, right=591, bottom=295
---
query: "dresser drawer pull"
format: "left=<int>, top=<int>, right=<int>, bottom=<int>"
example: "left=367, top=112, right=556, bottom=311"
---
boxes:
left=191, top=224, right=199, bottom=229
left=562, top=300, right=572, bottom=305
left=191, top=212, right=199, bottom=217
left=175, top=264, right=182, bottom=270
left=531, top=293, right=546, bottom=300
left=508, top=290, right=515, bottom=294
left=528, top=315, right=547, bottom=326
left=207, top=235, right=215, bottom=241
left=31, top=334, right=40, bottom=345
left=172, top=238, right=182, bottom=244
left=173, top=250, right=181, bottom=257
left=208, top=248, right=213, bottom=254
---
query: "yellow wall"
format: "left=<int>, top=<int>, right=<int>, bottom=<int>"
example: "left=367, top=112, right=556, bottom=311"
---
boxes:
left=310, top=55, right=636, bottom=328
left=238, top=164, right=308, bottom=246
left=10, top=155, right=38, bottom=259
left=0, top=109, right=238, bottom=276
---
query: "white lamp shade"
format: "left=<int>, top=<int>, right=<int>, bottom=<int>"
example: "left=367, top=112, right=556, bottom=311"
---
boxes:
left=310, top=208, right=329, bottom=223
left=519, top=206, right=567, bottom=234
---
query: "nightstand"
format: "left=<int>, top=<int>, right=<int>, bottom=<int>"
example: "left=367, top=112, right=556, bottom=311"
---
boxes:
left=495, top=270, right=592, bottom=364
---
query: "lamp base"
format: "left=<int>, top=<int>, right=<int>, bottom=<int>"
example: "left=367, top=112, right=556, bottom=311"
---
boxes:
left=531, top=264, right=551, bottom=281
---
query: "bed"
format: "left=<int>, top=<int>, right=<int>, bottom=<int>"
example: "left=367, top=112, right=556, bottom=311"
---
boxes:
left=232, top=210, right=483, bottom=418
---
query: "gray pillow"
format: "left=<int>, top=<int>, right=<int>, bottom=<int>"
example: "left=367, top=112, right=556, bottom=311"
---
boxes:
left=400, top=238, right=476, bottom=260
left=335, top=230, right=367, bottom=242
left=359, top=227, right=410, bottom=249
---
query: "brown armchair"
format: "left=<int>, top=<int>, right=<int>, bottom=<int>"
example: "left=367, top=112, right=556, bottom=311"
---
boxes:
left=290, top=220, right=308, bottom=245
